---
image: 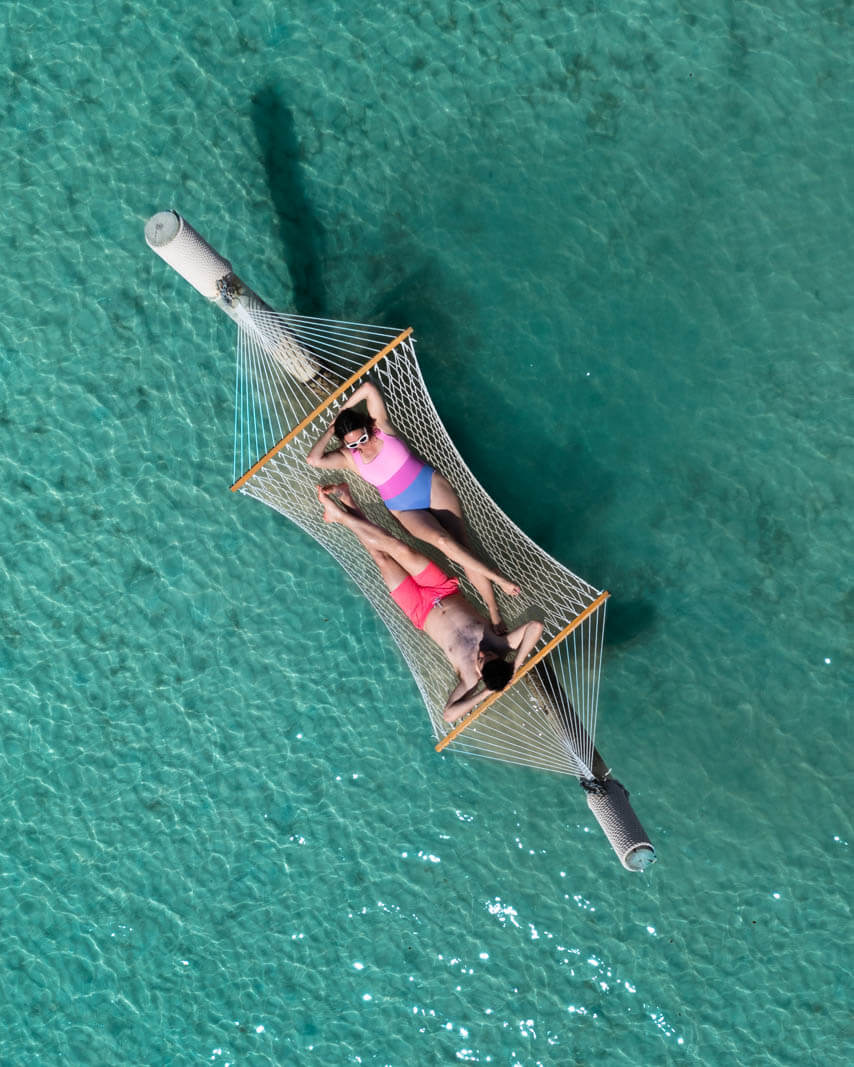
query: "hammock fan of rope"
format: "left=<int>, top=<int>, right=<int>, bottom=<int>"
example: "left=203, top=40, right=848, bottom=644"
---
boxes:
left=144, top=210, right=655, bottom=872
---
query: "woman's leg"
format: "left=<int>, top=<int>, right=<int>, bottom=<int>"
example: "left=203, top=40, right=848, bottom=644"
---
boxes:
left=392, top=475, right=519, bottom=627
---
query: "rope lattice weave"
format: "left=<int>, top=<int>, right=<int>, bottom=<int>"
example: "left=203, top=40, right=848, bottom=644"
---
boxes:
left=233, top=310, right=607, bottom=778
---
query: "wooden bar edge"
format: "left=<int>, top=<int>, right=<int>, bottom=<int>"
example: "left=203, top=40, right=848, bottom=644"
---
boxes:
left=230, top=326, right=414, bottom=492
left=435, top=590, right=610, bottom=753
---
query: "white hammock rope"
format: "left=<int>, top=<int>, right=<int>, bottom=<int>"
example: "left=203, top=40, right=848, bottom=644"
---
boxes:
left=230, top=310, right=608, bottom=778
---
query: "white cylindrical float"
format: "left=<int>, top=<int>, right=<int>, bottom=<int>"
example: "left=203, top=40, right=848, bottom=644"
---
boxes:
left=585, top=779, right=656, bottom=871
left=145, top=210, right=320, bottom=384
left=145, top=210, right=233, bottom=299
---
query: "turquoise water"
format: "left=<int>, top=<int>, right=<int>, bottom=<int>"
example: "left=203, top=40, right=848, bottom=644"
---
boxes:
left=2, top=0, right=851, bottom=1062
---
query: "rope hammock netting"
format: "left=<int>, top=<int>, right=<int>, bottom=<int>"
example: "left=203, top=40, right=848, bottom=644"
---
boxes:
left=144, top=210, right=655, bottom=871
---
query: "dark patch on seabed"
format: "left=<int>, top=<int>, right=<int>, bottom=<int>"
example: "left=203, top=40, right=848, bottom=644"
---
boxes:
left=366, top=257, right=469, bottom=358
left=251, top=87, right=329, bottom=319
left=606, top=599, right=656, bottom=647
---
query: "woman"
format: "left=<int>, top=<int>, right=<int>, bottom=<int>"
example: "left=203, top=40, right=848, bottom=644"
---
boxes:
left=306, top=381, right=519, bottom=630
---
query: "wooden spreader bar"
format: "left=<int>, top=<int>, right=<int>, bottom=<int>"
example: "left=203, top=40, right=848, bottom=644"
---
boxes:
left=231, top=327, right=414, bottom=492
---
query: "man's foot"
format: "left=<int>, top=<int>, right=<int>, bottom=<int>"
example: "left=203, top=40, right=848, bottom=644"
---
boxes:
left=317, top=485, right=346, bottom=524
left=328, top=482, right=360, bottom=512
left=320, top=482, right=364, bottom=516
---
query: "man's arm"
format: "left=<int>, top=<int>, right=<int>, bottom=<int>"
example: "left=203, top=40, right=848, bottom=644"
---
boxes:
left=443, top=680, right=490, bottom=724
left=443, top=622, right=544, bottom=726
left=507, top=620, right=544, bottom=672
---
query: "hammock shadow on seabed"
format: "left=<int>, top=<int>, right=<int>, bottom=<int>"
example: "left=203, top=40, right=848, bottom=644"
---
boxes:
left=144, top=210, right=656, bottom=873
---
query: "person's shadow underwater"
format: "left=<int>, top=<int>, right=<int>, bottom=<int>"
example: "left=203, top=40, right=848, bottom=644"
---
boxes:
left=251, top=87, right=329, bottom=319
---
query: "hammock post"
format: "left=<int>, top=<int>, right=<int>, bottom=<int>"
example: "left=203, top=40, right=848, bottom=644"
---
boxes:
left=583, top=779, right=656, bottom=872
left=145, top=210, right=323, bottom=386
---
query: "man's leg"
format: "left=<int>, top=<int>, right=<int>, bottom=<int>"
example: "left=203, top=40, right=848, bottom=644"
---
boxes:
left=317, top=486, right=432, bottom=593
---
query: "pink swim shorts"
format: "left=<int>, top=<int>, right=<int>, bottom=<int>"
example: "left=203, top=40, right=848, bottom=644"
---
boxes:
left=391, top=561, right=460, bottom=630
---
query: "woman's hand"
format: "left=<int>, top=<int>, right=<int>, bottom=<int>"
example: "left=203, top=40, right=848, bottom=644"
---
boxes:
left=340, top=380, right=392, bottom=431
left=338, top=381, right=372, bottom=413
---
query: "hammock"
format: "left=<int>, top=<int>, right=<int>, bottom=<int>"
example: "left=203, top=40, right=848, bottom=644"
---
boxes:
left=144, top=211, right=655, bottom=870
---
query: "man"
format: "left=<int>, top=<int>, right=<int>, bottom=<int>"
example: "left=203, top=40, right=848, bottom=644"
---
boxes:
left=317, top=485, right=543, bottom=724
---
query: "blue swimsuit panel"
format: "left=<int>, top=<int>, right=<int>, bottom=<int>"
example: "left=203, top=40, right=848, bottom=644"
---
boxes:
left=384, top=464, right=434, bottom=511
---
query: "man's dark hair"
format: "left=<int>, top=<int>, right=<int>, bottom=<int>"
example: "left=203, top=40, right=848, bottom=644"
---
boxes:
left=334, top=408, right=374, bottom=439
left=482, top=656, right=514, bottom=692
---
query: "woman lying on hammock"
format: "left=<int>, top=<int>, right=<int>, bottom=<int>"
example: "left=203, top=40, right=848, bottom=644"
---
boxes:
left=306, top=380, right=519, bottom=631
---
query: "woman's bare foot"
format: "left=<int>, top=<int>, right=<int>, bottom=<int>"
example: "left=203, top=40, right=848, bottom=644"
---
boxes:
left=497, top=578, right=521, bottom=598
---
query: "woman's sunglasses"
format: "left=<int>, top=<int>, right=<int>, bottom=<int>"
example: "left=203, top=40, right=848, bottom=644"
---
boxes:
left=344, top=431, right=370, bottom=449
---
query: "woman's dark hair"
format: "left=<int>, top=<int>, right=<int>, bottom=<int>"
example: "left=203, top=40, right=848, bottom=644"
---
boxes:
left=481, top=656, right=514, bottom=692
left=334, top=408, right=375, bottom=439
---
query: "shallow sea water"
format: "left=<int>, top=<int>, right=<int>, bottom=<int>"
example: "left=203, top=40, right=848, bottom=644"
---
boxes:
left=2, top=1, right=852, bottom=1063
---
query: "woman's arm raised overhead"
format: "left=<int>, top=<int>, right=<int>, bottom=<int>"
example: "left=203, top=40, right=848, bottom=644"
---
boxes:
left=338, top=380, right=393, bottom=433
left=305, top=421, right=352, bottom=470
